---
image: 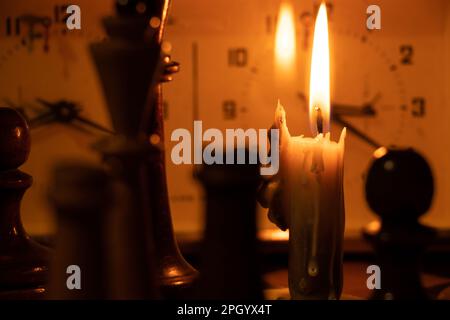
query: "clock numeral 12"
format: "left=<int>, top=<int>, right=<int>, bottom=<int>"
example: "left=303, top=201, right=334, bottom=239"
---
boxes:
left=411, top=97, right=426, bottom=117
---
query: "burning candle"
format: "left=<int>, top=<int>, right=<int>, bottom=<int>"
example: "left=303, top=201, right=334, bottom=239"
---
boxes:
left=271, top=3, right=346, bottom=299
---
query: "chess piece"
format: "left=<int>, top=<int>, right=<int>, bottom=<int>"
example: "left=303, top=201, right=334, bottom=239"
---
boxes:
left=0, top=107, right=50, bottom=299
left=135, top=0, right=199, bottom=296
left=363, top=147, right=436, bottom=300
left=90, top=0, right=164, bottom=299
left=91, top=0, right=197, bottom=299
left=195, top=149, right=263, bottom=299
left=47, top=162, right=112, bottom=299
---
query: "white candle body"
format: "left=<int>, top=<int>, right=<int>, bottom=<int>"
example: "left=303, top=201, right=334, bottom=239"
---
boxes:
left=275, top=103, right=346, bottom=299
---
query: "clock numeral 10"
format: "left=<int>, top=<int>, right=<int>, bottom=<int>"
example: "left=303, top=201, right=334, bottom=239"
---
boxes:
left=411, top=97, right=426, bottom=117
left=223, top=100, right=237, bottom=120
left=228, top=48, right=248, bottom=67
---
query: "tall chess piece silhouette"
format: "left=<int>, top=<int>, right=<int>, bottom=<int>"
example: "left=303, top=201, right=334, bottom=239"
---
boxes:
left=91, top=0, right=197, bottom=298
left=195, top=149, right=263, bottom=299
left=47, top=163, right=112, bottom=299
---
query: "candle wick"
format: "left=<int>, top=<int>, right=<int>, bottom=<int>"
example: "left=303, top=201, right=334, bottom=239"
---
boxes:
left=315, top=106, right=323, bottom=134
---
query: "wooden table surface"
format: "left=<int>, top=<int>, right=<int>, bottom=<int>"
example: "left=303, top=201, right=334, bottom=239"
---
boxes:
left=263, top=261, right=450, bottom=299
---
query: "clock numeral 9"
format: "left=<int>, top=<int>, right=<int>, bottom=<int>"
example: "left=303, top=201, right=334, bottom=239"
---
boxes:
left=223, top=100, right=237, bottom=120
left=400, top=45, right=414, bottom=65
left=228, top=48, right=248, bottom=67
left=411, top=97, right=426, bottom=117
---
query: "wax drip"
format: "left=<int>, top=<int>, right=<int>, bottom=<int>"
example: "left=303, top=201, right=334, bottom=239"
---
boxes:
left=309, top=173, right=322, bottom=277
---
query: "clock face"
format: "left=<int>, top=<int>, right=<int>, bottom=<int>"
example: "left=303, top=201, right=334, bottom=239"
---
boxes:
left=0, top=0, right=449, bottom=238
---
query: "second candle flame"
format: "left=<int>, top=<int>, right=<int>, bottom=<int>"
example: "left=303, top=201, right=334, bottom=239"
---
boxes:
left=275, top=2, right=297, bottom=74
left=309, top=3, right=330, bottom=136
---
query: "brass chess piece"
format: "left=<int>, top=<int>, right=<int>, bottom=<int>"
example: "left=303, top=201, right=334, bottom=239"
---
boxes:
left=90, top=0, right=197, bottom=298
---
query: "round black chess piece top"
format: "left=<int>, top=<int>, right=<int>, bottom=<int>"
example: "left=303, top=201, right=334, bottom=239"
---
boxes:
left=365, top=147, right=434, bottom=221
left=0, top=107, right=30, bottom=170
left=363, top=147, right=436, bottom=300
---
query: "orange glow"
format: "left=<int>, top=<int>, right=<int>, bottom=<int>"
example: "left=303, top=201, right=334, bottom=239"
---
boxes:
left=274, top=2, right=297, bottom=74
left=259, top=229, right=289, bottom=241
left=309, top=3, right=330, bottom=135
left=373, top=147, right=388, bottom=159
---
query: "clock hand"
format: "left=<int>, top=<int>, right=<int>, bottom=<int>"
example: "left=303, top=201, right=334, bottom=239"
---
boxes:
left=333, top=93, right=381, bottom=117
left=74, top=115, right=115, bottom=135
left=67, top=122, right=94, bottom=135
left=333, top=115, right=381, bottom=149
left=35, top=98, right=60, bottom=110
left=28, top=111, right=56, bottom=128
left=332, top=103, right=376, bottom=117
left=36, top=98, right=114, bottom=134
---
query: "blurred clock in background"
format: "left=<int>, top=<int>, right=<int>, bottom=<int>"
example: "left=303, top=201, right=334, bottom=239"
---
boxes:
left=0, top=0, right=449, bottom=240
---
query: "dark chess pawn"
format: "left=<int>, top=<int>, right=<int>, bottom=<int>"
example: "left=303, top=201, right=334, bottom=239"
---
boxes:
left=363, top=147, right=436, bottom=300
left=195, top=149, right=263, bottom=300
left=0, top=107, right=50, bottom=299
left=47, top=162, right=112, bottom=299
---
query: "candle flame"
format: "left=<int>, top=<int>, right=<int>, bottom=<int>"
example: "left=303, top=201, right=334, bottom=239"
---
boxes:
left=309, top=2, right=330, bottom=135
left=275, top=2, right=297, bottom=73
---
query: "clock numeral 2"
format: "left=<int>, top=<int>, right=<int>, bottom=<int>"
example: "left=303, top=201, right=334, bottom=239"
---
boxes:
left=223, top=100, right=237, bottom=120
left=228, top=48, right=248, bottom=67
left=400, top=45, right=413, bottom=65
left=411, top=97, right=426, bottom=117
